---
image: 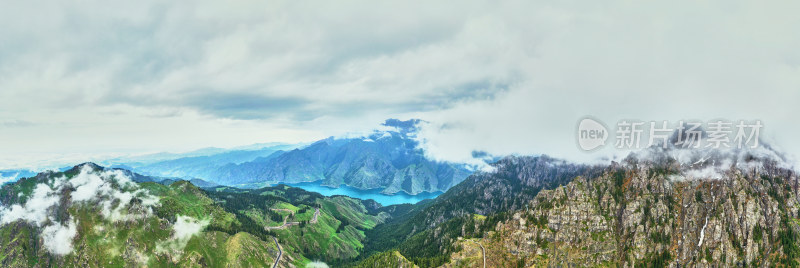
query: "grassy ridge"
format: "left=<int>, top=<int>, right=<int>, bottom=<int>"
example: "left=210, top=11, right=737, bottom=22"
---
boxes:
left=0, top=165, right=417, bottom=267
left=0, top=168, right=281, bottom=267
left=205, top=185, right=391, bottom=266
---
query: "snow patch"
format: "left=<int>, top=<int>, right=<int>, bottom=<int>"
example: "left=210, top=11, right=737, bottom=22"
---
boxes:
left=698, top=216, right=708, bottom=247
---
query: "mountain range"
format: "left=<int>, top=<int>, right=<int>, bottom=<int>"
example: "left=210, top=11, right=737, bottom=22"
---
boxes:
left=2, top=125, right=800, bottom=267
left=5, top=145, right=799, bottom=267
left=108, top=119, right=472, bottom=195
left=0, top=163, right=390, bottom=267
left=354, top=144, right=800, bottom=267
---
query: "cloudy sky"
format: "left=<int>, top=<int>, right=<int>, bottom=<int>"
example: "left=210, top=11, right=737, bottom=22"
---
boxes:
left=1, top=0, right=799, bottom=169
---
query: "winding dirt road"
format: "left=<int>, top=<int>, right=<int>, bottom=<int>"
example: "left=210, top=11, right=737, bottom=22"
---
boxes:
left=310, top=208, right=320, bottom=224
left=266, top=207, right=321, bottom=230
left=267, top=207, right=322, bottom=267
left=478, top=242, right=485, bottom=268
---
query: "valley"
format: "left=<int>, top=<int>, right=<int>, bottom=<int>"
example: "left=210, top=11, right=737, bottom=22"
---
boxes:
left=3, top=145, right=800, bottom=267
left=0, top=163, right=391, bottom=267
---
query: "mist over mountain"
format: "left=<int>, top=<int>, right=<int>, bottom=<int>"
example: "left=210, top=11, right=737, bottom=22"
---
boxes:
left=107, top=119, right=472, bottom=195
left=624, top=128, right=795, bottom=182
left=348, top=140, right=800, bottom=267
left=3, top=137, right=800, bottom=267
left=0, top=163, right=394, bottom=267
left=2, top=0, right=799, bottom=266
left=462, top=148, right=800, bottom=266
left=206, top=119, right=472, bottom=194
left=113, top=144, right=298, bottom=181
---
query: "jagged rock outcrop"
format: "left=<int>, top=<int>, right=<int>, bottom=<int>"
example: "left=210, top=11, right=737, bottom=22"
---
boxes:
left=485, top=159, right=800, bottom=266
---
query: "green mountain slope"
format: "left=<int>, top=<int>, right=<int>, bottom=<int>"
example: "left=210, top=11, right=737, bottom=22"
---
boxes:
left=0, top=163, right=274, bottom=267
left=357, top=147, right=800, bottom=267
left=466, top=158, right=800, bottom=266
left=0, top=163, right=390, bottom=267
left=346, top=250, right=418, bottom=268
left=6, top=146, right=800, bottom=267
left=361, top=155, right=604, bottom=266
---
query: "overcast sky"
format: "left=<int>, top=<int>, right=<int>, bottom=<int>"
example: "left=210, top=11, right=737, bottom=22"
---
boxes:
left=1, top=0, right=799, bottom=169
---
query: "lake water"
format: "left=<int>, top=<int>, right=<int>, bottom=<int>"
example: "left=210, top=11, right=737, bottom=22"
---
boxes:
left=280, top=181, right=441, bottom=206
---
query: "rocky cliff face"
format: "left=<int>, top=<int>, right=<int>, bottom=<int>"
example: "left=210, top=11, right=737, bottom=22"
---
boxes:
left=481, top=159, right=800, bottom=266
left=361, top=155, right=606, bottom=267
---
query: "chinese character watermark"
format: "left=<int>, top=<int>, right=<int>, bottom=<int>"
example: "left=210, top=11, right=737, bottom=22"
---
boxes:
left=577, top=118, right=763, bottom=151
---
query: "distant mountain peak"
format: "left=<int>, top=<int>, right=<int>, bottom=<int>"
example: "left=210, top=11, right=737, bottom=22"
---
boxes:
left=72, top=162, right=103, bottom=172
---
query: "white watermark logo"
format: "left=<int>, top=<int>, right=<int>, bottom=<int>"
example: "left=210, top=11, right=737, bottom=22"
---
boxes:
left=577, top=118, right=609, bottom=151
left=577, top=118, right=763, bottom=151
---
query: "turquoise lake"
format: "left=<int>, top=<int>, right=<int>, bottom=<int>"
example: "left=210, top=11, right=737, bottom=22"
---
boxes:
left=279, top=181, right=442, bottom=206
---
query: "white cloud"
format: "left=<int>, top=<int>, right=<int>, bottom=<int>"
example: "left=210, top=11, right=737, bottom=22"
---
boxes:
left=172, top=215, right=210, bottom=241
left=410, top=1, right=800, bottom=168
left=0, top=175, right=77, bottom=255
left=68, top=165, right=159, bottom=222
left=0, top=182, right=62, bottom=226
left=0, top=0, right=517, bottom=166
left=70, top=167, right=109, bottom=202
left=0, top=0, right=799, bottom=170
left=41, top=219, right=78, bottom=256
left=157, top=215, right=211, bottom=258
left=0, top=164, right=160, bottom=256
left=307, top=262, right=330, bottom=268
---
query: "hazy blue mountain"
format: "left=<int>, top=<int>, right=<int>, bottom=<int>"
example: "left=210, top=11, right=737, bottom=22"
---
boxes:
left=99, top=120, right=471, bottom=195
left=209, top=119, right=472, bottom=195
left=101, top=147, right=231, bottom=167
left=98, top=142, right=296, bottom=169
left=123, top=144, right=296, bottom=179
